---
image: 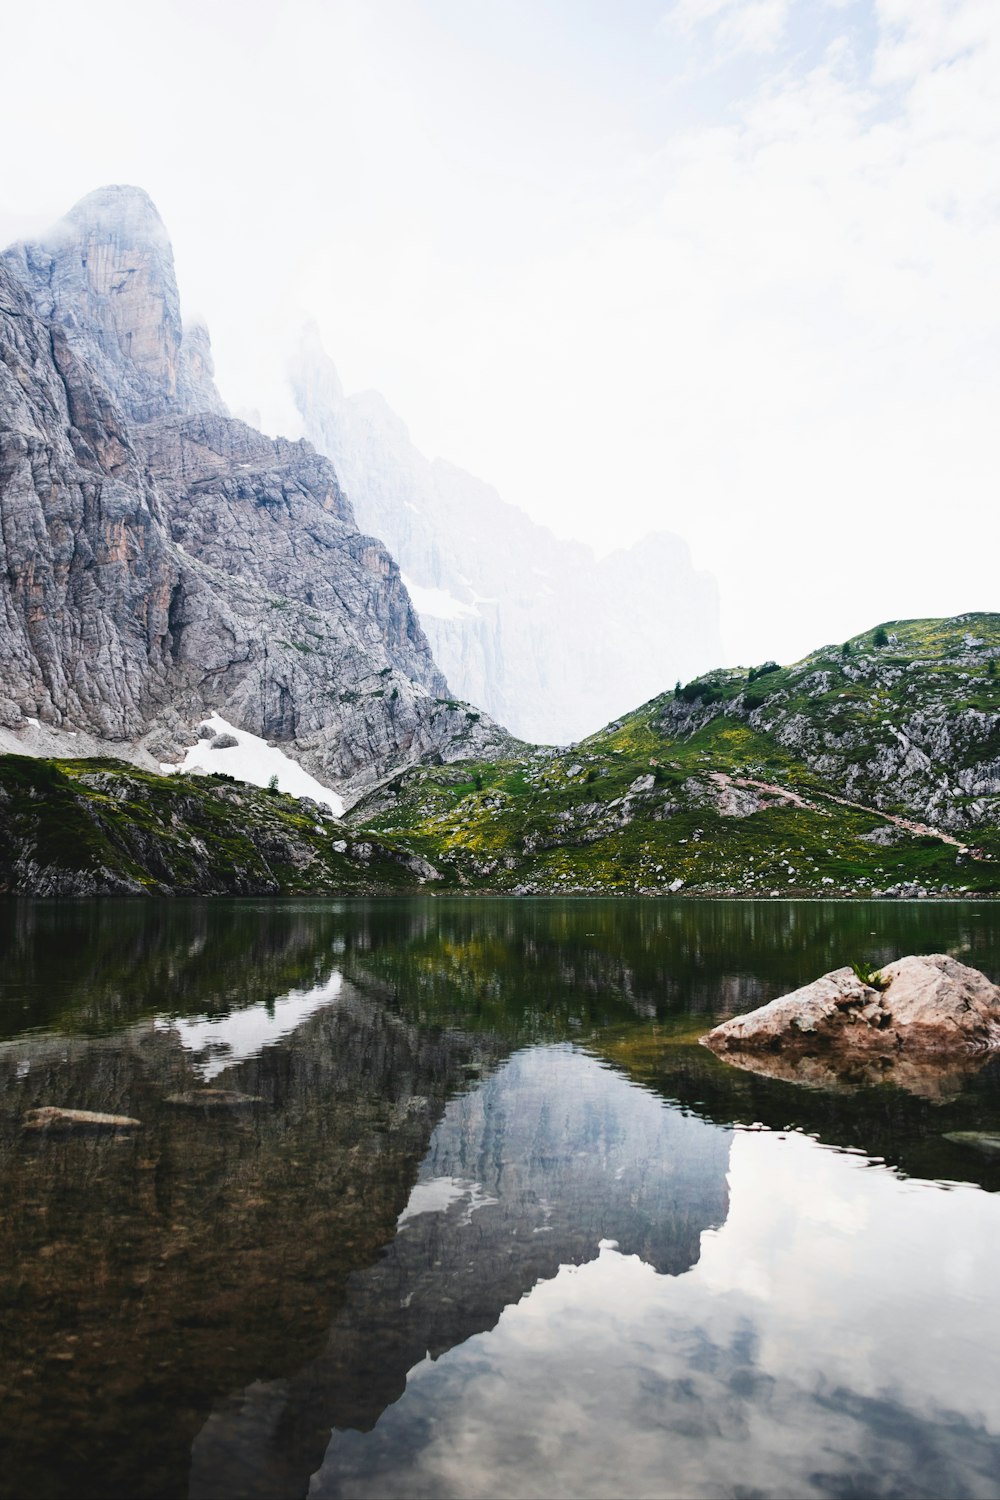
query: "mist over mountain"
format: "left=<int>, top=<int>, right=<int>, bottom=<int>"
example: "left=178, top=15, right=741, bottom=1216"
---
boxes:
left=0, top=186, right=511, bottom=796
left=291, top=328, right=722, bottom=746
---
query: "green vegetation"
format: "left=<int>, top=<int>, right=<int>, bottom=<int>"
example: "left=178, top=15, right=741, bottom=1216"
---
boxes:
left=851, top=959, right=887, bottom=989
left=3, top=613, right=998, bottom=900
left=347, top=613, right=1000, bottom=898
left=0, top=756, right=426, bottom=897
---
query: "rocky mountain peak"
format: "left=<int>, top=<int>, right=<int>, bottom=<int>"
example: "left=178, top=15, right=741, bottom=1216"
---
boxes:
left=0, top=185, right=512, bottom=796
left=63, top=183, right=170, bottom=240
left=1, top=184, right=226, bottom=424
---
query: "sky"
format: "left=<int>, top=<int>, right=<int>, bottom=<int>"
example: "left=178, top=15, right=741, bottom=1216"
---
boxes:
left=1, top=0, right=998, bottom=666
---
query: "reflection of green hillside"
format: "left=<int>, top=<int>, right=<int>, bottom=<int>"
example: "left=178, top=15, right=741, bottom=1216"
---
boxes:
left=6, top=895, right=1000, bottom=1047
left=0, top=900, right=357, bottom=1039
left=342, top=897, right=1000, bottom=1041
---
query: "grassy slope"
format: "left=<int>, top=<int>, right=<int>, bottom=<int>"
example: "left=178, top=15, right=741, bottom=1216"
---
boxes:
left=349, top=614, right=1000, bottom=896
left=0, top=756, right=424, bottom=896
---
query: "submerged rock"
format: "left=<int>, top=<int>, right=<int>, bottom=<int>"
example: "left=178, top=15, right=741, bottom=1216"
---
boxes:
left=704, top=954, right=1000, bottom=1058
left=164, top=1089, right=263, bottom=1109
left=23, top=1106, right=141, bottom=1132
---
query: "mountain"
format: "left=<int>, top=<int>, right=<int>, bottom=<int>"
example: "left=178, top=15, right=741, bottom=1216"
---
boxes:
left=0, top=186, right=512, bottom=798
left=348, top=614, right=1000, bottom=897
left=6, top=613, right=998, bottom=898
left=290, top=328, right=722, bottom=745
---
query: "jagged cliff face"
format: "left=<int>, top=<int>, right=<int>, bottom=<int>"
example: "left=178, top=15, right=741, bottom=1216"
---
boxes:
left=0, top=187, right=512, bottom=794
left=2, top=185, right=225, bottom=424
left=0, top=260, right=178, bottom=740
left=290, top=328, right=723, bottom=746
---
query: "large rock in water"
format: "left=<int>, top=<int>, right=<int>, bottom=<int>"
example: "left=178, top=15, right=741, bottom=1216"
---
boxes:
left=704, top=954, right=1000, bottom=1057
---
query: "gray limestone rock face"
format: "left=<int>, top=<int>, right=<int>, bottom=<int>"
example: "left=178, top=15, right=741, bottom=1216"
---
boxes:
left=0, top=187, right=513, bottom=797
left=2, top=184, right=226, bottom=424
left=0, top=260, right=181, bottom=738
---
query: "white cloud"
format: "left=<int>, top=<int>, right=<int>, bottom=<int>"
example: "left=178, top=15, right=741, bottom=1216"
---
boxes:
left=668, top=0, right=794, bottom=54
left=1, top=1, right=998, bottom=674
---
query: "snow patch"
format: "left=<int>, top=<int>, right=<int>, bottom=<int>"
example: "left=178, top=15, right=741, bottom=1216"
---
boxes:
left=162, top=713, right=345, bottom=816
left=402, top=574, right=479, bottom=622
left=155, top=971, right=343, bottom=1081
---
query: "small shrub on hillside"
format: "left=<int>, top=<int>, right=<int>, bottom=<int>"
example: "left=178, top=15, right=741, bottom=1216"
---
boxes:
left=873, top=627, right=889, bottom=648
left=678, top=679, right=723, bottom=706
left=747, top=661, right=780, bottom=684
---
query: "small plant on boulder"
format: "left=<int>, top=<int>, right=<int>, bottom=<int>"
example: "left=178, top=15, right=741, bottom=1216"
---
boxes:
left=851, top=959, right=887, bottom=990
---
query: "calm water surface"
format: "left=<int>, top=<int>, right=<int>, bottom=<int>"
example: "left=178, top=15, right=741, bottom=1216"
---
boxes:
left=1, top=898, right=999, bottom=1500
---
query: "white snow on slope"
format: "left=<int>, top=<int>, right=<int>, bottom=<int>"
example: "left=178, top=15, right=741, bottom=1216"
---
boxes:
left=402, top=574, right=480, bottom=622
left=162, top=713, right=344, bottom=816
left=155, top=971, right=343, bottom=1081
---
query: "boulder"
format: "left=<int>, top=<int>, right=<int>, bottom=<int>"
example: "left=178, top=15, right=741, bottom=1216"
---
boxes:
left=703, top=954, right=1000, bottom=1058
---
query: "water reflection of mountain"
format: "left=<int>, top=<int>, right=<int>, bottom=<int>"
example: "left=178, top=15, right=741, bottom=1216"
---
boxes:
left=0, top=981, right=506, bottom=1499
left=188, top=1046, right=731, bottom=1500
left=2, top=897, right=999, bottom=1498
left=0, top=960, right=729, bottom=1500
left=5, top=895, right=998, bottom=1044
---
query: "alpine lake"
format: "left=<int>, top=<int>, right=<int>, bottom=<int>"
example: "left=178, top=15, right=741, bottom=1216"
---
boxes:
left=2, top=897, right=999, bottom=1500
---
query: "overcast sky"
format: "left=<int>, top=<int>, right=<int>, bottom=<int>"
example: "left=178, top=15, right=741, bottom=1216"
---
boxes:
left=2, top=0, right=997, bottom=667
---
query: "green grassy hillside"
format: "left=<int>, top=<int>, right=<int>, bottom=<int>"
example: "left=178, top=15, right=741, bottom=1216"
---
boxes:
left=347, top=614, right=1000, bottom=897
left=0, top=756, right=430, bottom=896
